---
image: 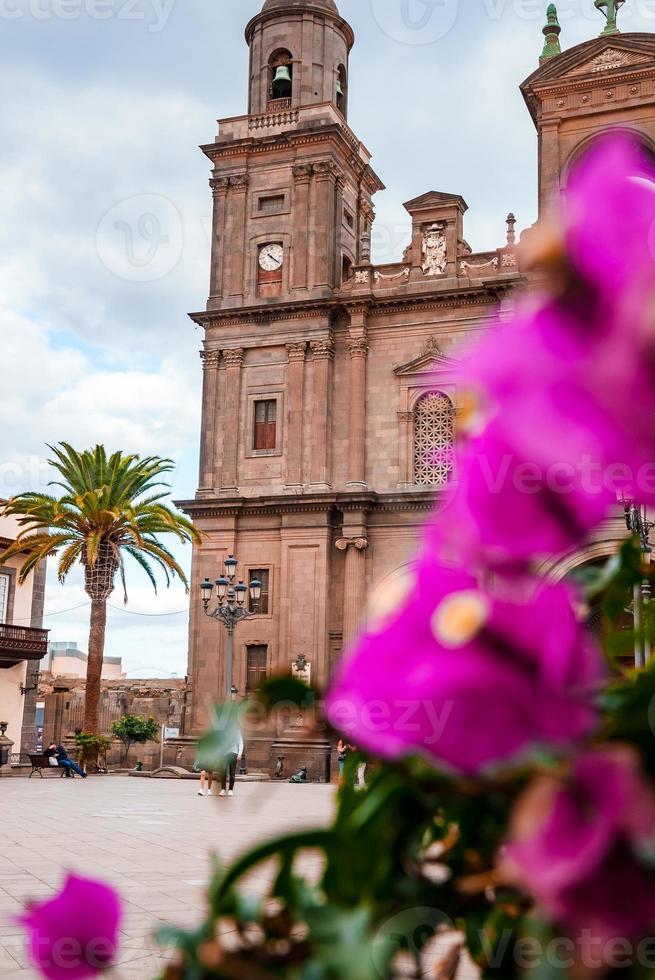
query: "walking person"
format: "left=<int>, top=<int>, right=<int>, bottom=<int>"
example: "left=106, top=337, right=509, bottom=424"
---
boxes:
left=198, top=769, right=215, bottom=797
left=46, top=743, right=87, bottom=779
left=219, top=727, right=244, bottom=797
left=337, top=739, right=356, bottom=786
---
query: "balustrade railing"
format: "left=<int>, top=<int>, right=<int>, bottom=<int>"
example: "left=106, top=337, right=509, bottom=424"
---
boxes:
left=0, top=623, right=49, bottom=655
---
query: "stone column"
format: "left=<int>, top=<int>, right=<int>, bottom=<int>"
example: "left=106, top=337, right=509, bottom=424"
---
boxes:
left=346, top=307, right=369, bottom=489
left=291, top=164, right=313, bottom=291
left=310, top=338, right=334, bottom=489
left=539, top=123, right=561, bottom=218
left=397, top=411, right=414, bottom=488
left=285, top=342, right=307, bottom=490
left=310, top=162, right=338, bottom=289
left=336, top=536, right=368, bottom=644
left=334, top=173, right=346, bottom=285
left=198, top=349, right=221, bottom=492
left=221, top=348, right=245, bottom=492
left=225, top=174, right=249, bottom=301
left=358, top=198, right=374, bottom=266
left=209, top=177, right=229, bottom=301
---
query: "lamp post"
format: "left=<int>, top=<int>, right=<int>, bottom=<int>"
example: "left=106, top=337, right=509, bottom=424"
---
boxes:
left=623, top=499, right=655, bottom=668
left=200, top=556, right=261, bottom=699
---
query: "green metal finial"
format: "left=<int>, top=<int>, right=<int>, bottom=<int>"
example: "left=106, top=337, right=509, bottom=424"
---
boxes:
left=594, top=0, right=626, bottom=36
left=540, top=4, right=562, bottom=64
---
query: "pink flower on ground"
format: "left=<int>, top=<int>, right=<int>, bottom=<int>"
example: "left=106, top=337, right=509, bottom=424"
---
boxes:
left=505, top=747, right=655, bottom=946
left=326, top=555, right=603, bottom=776
left=19, top=874, right=122, bottom=980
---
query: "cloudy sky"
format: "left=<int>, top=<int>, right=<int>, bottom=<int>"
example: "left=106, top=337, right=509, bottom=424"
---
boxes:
left=1, top=0, right=652, bottom=677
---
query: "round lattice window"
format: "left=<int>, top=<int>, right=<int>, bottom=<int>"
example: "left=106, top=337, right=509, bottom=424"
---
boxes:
left=413, top=392, right=455, bottom=487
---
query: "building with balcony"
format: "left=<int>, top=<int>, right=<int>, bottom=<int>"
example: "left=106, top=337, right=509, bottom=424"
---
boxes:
left=0, top=506, right=48, bottom=759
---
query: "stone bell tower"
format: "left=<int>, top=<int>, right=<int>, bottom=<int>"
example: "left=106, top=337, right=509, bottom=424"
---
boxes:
left=200, top=0, right=380, bottom=318
left=246, top=0, right=352, bottom=117
left=182, top=0, right=384, bottom=749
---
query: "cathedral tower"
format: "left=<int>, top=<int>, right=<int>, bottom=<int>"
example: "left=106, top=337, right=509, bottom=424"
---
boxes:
left=245, top=0, right=353, bottom=117
left=200, top=0, right=381, bottom=316
left=183, top=0, right=384, bottom=750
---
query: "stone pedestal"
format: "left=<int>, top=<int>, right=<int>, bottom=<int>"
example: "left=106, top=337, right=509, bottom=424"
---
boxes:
left=0, top=723, right=15, bottom=776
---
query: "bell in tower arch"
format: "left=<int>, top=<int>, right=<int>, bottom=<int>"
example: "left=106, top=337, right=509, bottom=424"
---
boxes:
left=272, top=65, right=292, bottom=99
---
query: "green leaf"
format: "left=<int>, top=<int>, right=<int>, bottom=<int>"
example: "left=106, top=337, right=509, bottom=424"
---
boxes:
left=254, top=675, right=316, bottom=711
left=195, top=701, right=246, bottom=771
left=304, top=904, right=387, bottom=980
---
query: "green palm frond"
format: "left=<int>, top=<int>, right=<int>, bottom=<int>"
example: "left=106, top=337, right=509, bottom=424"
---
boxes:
left=0, top=442, right=201, bottom=596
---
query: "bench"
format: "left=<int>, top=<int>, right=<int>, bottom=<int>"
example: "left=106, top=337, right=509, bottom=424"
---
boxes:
left=28, top=754, right=67, bottom=778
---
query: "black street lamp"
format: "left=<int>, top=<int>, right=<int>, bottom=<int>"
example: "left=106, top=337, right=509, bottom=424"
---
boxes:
left=623, top=499, right=655, bottom=668
left=200, top=556, right=261, bottom=698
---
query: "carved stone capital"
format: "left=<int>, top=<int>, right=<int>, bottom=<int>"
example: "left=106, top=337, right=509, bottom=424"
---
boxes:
left=347, top=337, right=369, bottom=359
left=224, top=348, right=245, bottom=367
left=398, top=411, right=414, bottom=423
left=229, top=173, right=249, bottom=191
left=313, top=160, right=340, bottom=183
left=310, top=339, right=335, bottom=361
left=335, top=536, right=369, bottom=552
left=292, top=163, right=313, bottom=183
left=209, top=176, right=230, bottom=198
left=359, top=202, right=375, bottom=227
left=200, top=349, right=221, bottom=369
left=286, top=341, right=307, bottom=362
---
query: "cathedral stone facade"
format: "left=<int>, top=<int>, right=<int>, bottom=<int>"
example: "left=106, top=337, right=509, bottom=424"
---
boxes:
left=179, top=0, right=655, bottom=775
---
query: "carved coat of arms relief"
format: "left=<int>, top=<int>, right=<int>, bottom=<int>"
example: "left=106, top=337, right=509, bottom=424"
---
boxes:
left=421, top=223, right=448, bottom=276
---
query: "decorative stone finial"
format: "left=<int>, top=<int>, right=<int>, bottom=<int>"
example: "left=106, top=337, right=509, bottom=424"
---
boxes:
left=594, top=0, right=626, bottom=37
left=540, top=4, right=562, bottom=63
left=506, top=212, right=517, bottom=246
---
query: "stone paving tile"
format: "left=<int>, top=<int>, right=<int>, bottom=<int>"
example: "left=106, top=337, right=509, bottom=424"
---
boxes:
left=0, top=777, right=336, bottom=979
left=0, top=777, right=479, bottom=979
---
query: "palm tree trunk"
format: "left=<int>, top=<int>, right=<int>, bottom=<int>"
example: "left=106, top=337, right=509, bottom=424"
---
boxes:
left=84, top=598, right=107, bottom=734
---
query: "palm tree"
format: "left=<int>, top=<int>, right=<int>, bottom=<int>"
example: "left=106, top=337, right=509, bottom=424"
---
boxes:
left=0, top=443, right=201, bottom=737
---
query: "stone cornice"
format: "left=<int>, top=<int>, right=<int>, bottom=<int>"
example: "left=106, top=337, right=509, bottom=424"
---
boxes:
left=190, top=278, right=523, bottom=331
left=201, top=127, right=385, bottom=194
left=176, top=489, right=439, bottom=520
left=521, top=33, right=655, bottom=124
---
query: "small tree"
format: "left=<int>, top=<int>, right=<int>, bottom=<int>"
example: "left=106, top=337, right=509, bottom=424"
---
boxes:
left=74, top=733, right=112, bottom=770
left=112, top=714, right=160, bottom=764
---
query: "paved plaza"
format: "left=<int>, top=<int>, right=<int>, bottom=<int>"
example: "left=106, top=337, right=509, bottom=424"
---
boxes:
left=0, top=777, right=335, bottom=979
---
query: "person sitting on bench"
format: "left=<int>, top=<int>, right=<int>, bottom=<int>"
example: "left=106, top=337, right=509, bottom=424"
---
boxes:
left=45, top=743, right=87, bottom=779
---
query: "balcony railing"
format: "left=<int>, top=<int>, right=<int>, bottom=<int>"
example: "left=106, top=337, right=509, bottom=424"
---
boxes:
left=0, top=623, right=49, bottom=662
left=266, top=97, right=292, bottom=111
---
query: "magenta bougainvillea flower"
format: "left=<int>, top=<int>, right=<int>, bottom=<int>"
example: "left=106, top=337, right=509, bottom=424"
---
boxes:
left=433, top=138, right=655, bottom=567
left=326, top=555, right=603, bottom=775
left=505, top=747, right=655, bottom=945
left=565, top=134, right=655, bottom=300
left=19, top=874, right=122, bottom=980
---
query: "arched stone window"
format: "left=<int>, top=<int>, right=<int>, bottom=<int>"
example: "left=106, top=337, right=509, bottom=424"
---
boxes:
left=413, top=392, right=455, bottom=487
left=268, top=49, right=293, bottom=108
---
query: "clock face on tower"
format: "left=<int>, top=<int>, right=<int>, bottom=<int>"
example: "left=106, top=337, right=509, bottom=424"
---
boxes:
left=259, top=243, right=284, bottom=272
